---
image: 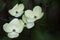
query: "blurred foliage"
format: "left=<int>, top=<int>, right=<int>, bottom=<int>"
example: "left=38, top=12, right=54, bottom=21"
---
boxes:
left=0, top=0, right=6, bottom=12
left=10, top=0, right=21, bottom=7
left=0, top=36, right=12, bottom=40
left=0, top=0, right=59, bottom=40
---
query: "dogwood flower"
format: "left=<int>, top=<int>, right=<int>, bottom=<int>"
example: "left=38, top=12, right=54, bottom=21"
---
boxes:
left=8, top=3, right=24, bottom=17
left=25, top=6, right=44, bottom=22
left=3, top=18, right=24, bottom=38
left=22, top=15, right=34, bottom=29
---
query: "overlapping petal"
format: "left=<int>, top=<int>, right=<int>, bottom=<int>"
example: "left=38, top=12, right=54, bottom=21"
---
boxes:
left=8, top=32, right=19, bottom=38
left=22, top=15, right=35, bottom=29
left=26, top=22, right=34, bottom=29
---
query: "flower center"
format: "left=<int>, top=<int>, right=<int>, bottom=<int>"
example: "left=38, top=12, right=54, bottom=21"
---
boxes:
left=13, top=29, right=15, bottom=32
left=24, top=23, right=26, bottom=25
left=16, top=11, right=18, bottom=14
left=34, top=16, right=37, bottom=18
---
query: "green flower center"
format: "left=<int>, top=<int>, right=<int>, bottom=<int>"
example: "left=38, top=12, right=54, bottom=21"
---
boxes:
left=16, top=11, right=18, bottom=14
left=13, top=29, right=15, bottom=32
left=34, top=16, right=37, bottom=18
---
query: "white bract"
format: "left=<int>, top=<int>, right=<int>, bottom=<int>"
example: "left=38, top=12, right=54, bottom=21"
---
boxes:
left=9, top=3, right=24, bottom=17
left=8, top=32, right=19, bottom=38
left=26, top=22, right=34, bottom=29
left=22, top=15, right=34, bottom=29
left=3, top=18, right=24, bottom=38
left=22, top=15, right=27, bottom=23
left=25, top=6, right=44, bottom=22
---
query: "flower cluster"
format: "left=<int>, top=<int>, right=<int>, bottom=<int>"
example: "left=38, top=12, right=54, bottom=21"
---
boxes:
left=3, top=3, right=44, bottom=38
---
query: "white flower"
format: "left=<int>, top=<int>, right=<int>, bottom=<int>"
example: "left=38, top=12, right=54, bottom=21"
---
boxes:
left=33, top=6, right=44, bottom=20
left=25, top=6, right=44, bottom=22
left=3, top=18, right=24, bottom=33
left=8, top=32, right=19, bottom=38
left=3, top=18, right=25, bottom=38
left=8, top=3, right=24, bottom=17
left=22, top=15, right=34, bottom=29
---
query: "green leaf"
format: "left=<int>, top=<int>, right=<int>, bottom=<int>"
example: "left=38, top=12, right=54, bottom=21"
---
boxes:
left=22, top=0, right=29, bottom=9
left=31, top=27, right=55, bottom=40
left=31, top=23, right=45, bottom=40
left=22, top=0, right=29, bottom=5
left=0, top=36, right=12, bottom=40
left=0, top=1, right=6, bottom=12
left=11, top=0, right=20, bottom=7
left=34, top=0, right=41, bottom=4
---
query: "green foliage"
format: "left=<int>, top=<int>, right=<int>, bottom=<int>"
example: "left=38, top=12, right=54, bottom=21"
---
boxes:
left=0, top=1, right=6, bottom=12
left=10, top=0, right=20, bottom=7
left=0, top=36, right=12, bottom=40
left=22, top=0, right=29, bottom=5
left=34, top=0, right=41, bottom=4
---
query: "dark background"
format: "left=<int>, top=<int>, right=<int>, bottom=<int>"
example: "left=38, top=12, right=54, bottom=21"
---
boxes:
left=0, top=0, right=59, bottom=40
